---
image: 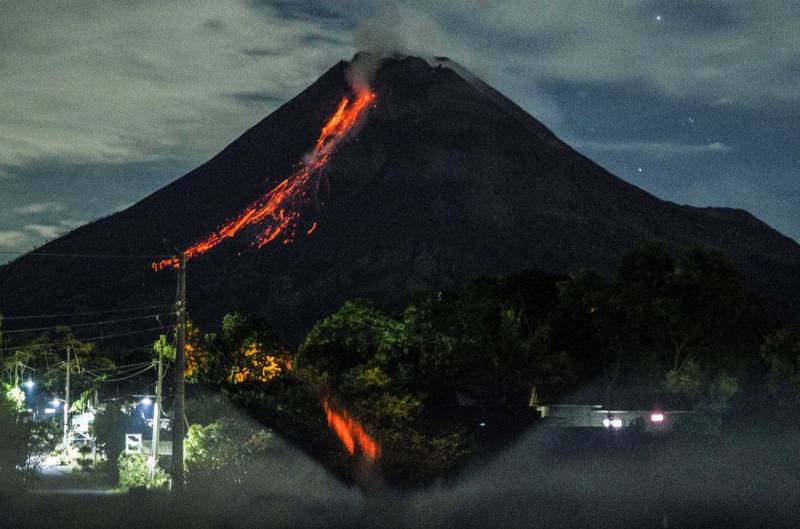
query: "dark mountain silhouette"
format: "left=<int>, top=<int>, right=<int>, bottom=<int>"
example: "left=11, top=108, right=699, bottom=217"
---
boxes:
left=1, top=54, right=798, bottom=341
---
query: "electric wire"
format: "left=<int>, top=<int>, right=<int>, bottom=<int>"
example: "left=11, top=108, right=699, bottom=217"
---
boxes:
left=2, top=312, right=176, bottom=335
left=94, top=364, right=154, bottom=383
left=84, top=363, right=155, bottom=379
left=82, top=361, right=152, bottom=374
left=1, top=304, right=174, bottom=321
left=0, top=251, right=173, bottom=259
left=8, top=326, right=170, bottom=351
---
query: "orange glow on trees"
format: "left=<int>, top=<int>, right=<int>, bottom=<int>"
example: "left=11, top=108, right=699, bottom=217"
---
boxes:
left=226, top=343, right=288, bottom=385
left=154, top=90, right=376, bottom=271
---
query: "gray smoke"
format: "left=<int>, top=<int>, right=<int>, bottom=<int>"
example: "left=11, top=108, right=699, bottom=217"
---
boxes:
left=345, top=6, right=446, bottom=93
left=345, top=52, right=383, bottom=94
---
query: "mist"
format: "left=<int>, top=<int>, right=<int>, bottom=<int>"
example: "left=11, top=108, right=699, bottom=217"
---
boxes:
left=8, top=398, right=796, bottom=529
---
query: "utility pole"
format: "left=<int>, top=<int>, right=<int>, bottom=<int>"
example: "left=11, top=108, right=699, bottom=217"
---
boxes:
left=171, top=252, right=187, bottom=490
left=0, top=314, right=4, bottom=381
left=63, top=345, right=71, bottom=456
left=150, top=340, right=164, bottom=478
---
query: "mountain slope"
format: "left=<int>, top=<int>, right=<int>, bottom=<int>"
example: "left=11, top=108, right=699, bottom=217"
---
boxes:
left=1, top=54, right=798, bottom=340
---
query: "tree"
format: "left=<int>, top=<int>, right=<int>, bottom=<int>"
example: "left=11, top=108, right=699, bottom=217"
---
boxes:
left=760, top=327, right=800, bottom=405
left=184, top=418, right=273, bottom=489
left=299, top=301, right=408, bottom=373
left=658, top=247, right=752, bottom=370
left=91, top=401, right=130, bottom=462
left=665, top=360, right=740, bottom=434
left=0, top=388, right=33, bottom=487
left=117, top=452, right=169, bottom=490
left=152, top=329, right=210, bottom=382
left=550, top=269, right=608, bottom=379
left=203, top=312, right=287, bottom=385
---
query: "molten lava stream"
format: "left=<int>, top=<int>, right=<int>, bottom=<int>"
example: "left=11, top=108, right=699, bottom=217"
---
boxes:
left=153, top=90, right=376, bottom=271
left=323, top=400, right=380, bottom=461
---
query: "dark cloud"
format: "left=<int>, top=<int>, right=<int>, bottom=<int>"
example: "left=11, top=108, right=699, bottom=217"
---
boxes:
left=636, top=0, right=742, bottom=33
left=251, top=0, right=352, bottom=25
left=0, top=157, right=188, bottom=259
left=298, top=33, right=346, bottom=46
left=0, top=0, right=797, bottom=261
left=241, top=47, right=283, bottom=57
left=227, top=90, right=285, bottom=106
left=203, top=18, right=226, bottom=31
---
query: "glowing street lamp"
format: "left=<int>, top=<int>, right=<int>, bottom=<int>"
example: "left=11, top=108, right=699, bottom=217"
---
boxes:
left=140, top=397, right=153, bottom=406
left=24, top=379, right=34, bottom=390
left=50, top=397, right=69, bottom=456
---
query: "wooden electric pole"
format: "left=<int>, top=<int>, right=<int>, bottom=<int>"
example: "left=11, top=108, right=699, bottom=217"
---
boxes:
left=63, top=345, right=71, bottom=456
left=171, top=252, right=187, bottom=490
left=150, top=340, right=164, bottom=478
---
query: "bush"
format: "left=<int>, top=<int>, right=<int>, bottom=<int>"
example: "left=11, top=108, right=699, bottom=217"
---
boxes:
left=0, top=393, right=33, bottom=484
left=117, top=452, right=169, bottom=490
left=77, top=444, right=93, bottom=471
left=92, top=401, right=130, bottom=462
left=185, top=418, right=273, bottom=490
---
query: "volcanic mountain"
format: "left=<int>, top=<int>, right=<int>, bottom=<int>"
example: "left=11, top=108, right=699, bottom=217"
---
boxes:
left=2, top=54, right=798, bottom=340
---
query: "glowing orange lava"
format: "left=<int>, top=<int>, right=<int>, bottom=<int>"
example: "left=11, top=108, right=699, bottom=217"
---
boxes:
left=323, top=399, right=380, bottom=461
left=154, top=90, right=376, bottom=270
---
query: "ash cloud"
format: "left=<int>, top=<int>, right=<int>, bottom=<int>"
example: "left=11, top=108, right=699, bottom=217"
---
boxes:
left=345, top=8, right=443, bottom=93
left=345, top=52, right=382, bottom=94
left=352, top=7, right=443, bottom=57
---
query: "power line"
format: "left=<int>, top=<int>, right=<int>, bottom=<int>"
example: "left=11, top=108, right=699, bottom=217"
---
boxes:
left=8, top=326, right=170, bottom=351
left=2, top=312, right=176, bottom=335
left=83, top=362, right=154, bottom=377
left=95, top=364, right=155, bottom=383
left=103, top=340, right=174, bottom=357
left=1, top=304, right=174, bottom=321
left=0, top=251, right=172, bottom=259
left=83, top=361, right=153, bottom=373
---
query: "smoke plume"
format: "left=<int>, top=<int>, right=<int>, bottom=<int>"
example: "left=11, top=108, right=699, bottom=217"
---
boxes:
left=345, top=52, right=383, bottom=94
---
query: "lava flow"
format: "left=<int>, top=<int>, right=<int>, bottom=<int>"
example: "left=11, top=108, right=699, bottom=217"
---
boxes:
left=154, top=90, right=376, bottom=270
left=323, top=399, right=380, bottom=461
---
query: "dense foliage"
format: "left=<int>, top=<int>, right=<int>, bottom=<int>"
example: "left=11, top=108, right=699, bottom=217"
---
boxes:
left=185, top=417, right=273, bottom=490
left=0, top=390, right=33, bottom=484
left=117, top=452, right=169, bottom=490
left=3, top=241, right=798, bottom=488
left=163, top=243, right=799, bottom=485
left=92, top=401, right=131, bottom=463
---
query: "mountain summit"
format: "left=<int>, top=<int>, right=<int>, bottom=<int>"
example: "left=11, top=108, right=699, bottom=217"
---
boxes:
left=2, top=54, right=798, bottom=338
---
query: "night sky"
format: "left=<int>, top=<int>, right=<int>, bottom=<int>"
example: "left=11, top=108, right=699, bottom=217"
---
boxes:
left=2, top=1, right=798, bottom=263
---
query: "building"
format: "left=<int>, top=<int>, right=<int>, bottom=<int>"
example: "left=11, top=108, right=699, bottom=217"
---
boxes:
left=531, top=386, right=691, bottom=432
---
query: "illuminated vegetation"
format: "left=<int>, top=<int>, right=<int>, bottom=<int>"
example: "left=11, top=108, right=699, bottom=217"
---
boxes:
left=2, top=244, right=799, bottom=487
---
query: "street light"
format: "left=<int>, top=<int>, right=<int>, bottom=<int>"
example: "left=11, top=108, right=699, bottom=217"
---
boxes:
left=140, top=397, right=153, bottom=406
left=24, top=379, right=34, bottom=390
left=50, top=397, right=70, bottom=457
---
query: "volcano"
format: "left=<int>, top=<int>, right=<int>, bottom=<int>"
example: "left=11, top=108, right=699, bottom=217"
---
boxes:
left=1, top=54, right=798, bottom=339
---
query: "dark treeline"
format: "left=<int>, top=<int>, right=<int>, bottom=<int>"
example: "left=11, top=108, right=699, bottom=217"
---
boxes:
left=3, top=242, right=799, bottom=488
left=169, top=242, right=799, bottom=485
